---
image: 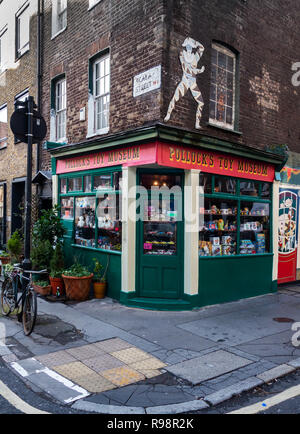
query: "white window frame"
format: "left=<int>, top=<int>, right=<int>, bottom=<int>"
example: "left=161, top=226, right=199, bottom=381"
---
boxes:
left=55, top=78, right=67, bottom=142
left=209, top=43, right=236, bottom=131
left=0, top=104, right=8, bottom=149
left=93, top=54, right=110, bottom=135
left=51, top=0, right=67, bottom=39
left=0, top=26, right=8, bottom=73
left=88, top=0, right=102, bottom=10
left=16, top=2, right=30, bottom=59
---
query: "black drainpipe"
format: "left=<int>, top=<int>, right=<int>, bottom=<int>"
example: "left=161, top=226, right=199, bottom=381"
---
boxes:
left=36, top=0, right=43, bottom=173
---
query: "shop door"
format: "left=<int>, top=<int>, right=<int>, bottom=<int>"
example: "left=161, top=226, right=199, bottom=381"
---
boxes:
left=136, top=172, right=184, bottom=299
left=278, top=188, right=299, bottom=284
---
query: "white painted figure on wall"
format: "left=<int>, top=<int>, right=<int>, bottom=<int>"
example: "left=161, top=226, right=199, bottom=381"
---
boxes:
left=164, top=37, right=205, bottom=129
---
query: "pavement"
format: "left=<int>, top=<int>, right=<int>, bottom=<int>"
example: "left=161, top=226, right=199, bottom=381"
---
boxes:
left=1, top=282, right=300, bottom=414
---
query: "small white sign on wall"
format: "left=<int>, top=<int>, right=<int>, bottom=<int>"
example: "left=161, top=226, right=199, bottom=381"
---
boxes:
left=133, top=65, right=161, bottom=97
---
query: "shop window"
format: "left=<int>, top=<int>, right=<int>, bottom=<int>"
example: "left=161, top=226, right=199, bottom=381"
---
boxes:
left=97, top=194, right=122, bottom=251
left=68, top=177, right=82, bottom=192
left=214, top=176, right=236, bottom=194
left=199, top=174, right=212, bottom=194
left=209, top=43, right=237, bottom=130
left=16, top=2, right=30, bottom=59
left=199, top=197, right=238, bottom=256
left=240, top=202, right=270, bottom=254
left=94, top=174, right=111, bottom=191
left=75, top=197, right=96, bottom=248
left=240, top=181, right=259, bottom=197
left=140, top=174, right=181, bottom=190
left=84, top=175, right=92, bottom=192
left=61, top=197, right=74, bottom=219
left=60, top=178, right=67, bottom=194
left=199, top=174, right=271, bottom=257
left=0, top=104, right=8, bottom=149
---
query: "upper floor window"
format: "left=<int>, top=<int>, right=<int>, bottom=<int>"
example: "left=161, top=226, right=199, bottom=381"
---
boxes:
left=93, top=54, right=110, bottom=134
left=55, top=78, right=67, bottom=141
left=0, top=26, right=8, bottom=73
left=209, top=43, right=237, bottom=130
left=0, top=104, right=8, bottom=149
left=89, top=0, right=102, bottom=9
left=52, top=0, right=67, bottom=38
left=16, top=2, right=30, bottom=59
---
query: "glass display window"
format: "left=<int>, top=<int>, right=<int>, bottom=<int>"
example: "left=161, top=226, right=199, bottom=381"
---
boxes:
left=199, top=173, right=212, bottom=194
left=261, top=183, right=271, bottom=199
left=68, top=177, right=83, bottom=192
left=240, top=201, right=270, bottom=255
left=240, top=181, right=259, bottom=197
left=60, top=178, right=67, bottom=194
left=97, top=194, right=122, bottom=251
left=75, top=197, right=96, bottom=247
left=94, top=174, right=111, bottom=191
left=61, top=197, right=74, bottom=219
left=113, top=172, right=122, bottom=191
left=214, top=176, right=236, bottom=194
left=84, top=175, right=92, bottom=192
left=140, top=173, right=181, bottom=190
left=199, top=197, right=237, bottom=256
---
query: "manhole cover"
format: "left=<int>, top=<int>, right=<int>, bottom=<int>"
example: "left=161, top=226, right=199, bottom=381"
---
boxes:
left=273, top=317, right=294, bottom=323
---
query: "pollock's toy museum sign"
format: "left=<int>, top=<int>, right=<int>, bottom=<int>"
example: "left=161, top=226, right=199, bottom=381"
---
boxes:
left=56, top=141, right=275, bottom=182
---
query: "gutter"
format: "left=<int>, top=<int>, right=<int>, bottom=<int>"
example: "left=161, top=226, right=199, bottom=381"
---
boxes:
left=36, top=0, right=43, bottom=173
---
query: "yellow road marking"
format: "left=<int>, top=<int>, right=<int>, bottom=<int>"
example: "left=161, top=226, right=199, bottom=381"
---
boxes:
left=0, top=379, right=50, bottom=414
left=228, top=384, right=300, bottom=414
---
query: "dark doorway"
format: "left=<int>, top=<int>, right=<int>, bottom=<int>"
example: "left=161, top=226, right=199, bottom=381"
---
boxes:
left=11, top=180, right=25, bottom=235
left=0, top=183, right=6, bottom=248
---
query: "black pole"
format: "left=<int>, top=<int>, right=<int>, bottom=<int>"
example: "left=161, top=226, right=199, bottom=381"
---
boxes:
left=22, top=96, right=34, bottom=273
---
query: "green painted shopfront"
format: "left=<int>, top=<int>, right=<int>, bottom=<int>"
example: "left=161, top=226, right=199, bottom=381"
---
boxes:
left=48, top=125, right=286, bottom=311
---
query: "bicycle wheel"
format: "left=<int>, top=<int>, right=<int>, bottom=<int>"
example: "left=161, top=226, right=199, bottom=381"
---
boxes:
left=22, top=286, right=37, bottom=336
left=0, top=278, right=15, bottom=316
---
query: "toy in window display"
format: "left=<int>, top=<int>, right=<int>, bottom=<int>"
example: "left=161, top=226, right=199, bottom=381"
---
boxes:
left=78, top=216, right=84, bottom=228
left=211, top=205, right=218, bottom=215
left=217, top=219, right=224, bottom=230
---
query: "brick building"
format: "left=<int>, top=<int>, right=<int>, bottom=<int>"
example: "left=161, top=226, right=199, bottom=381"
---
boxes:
left=40, top=0, right=297, bottom=308
left=0, top=0, right=40, bottom=247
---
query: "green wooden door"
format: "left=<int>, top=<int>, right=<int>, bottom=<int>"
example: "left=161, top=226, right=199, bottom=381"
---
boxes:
left=136, top=172, right=184, bottom=299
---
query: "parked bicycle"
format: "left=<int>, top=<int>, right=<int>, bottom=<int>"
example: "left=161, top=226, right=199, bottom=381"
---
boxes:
left=0, top=264, right=47, bottom=336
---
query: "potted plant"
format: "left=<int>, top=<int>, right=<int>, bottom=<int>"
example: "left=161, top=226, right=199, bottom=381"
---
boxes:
left=49, top=243, right=65, bottom=297
left=33, top=279, right=52, bottom=297
left=92, top=258, right=108, bottom=299
left=0, top=251, right=11, bottom=275
left=7, top=230, right=23, bottom=264
left=62, top=262, right=93, bottom=301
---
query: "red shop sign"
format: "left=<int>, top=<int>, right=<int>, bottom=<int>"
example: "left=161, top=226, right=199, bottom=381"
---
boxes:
left=157, top=143, right=275, bottom=182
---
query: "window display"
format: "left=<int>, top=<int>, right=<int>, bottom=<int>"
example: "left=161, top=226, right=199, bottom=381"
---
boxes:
left=61, top=197, right=74, bottom=219
left=97, top=194, right=122, bottom=251
left=60, top=178, right=67, bottom=194
left=199, top=197, right=237, bottom=256
left=240, top=201, right=270, bottom=254
left=94, top=174, right=111, bottom=190
left=199, top=174, right=271, bottom=257
left=69, top=177, right=82, bottom=192
left=75, top=197, right=96, bottom=247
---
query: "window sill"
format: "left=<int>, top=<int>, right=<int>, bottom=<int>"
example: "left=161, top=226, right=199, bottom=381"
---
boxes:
left=199, top=253, right=273, bottom=259
left=71, top=243, right=121, bottom=255
left=86, top=128, right=109, bottom=139
left=207, top=121, right=242, bottom=136
left=0, top=144, right=7, bottom=150
left=15, top=47, right=30, bottom=62
left=51, top=26, right=67, bottom=41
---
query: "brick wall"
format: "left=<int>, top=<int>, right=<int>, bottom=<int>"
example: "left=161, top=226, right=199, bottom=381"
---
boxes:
left=0, top=12, right=38, bottom=240
left=41, top=0, right=300, bottom=173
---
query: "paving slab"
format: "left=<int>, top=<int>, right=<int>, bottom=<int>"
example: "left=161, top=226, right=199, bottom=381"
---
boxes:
left=166, top=350, right=253, bottom=385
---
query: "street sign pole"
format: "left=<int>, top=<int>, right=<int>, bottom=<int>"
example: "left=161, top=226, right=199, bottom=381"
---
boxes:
left=23, top=96, right=34, bottom=273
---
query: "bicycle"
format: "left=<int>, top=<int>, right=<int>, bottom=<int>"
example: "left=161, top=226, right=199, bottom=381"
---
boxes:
left=0, top=265, right=47, bottom=336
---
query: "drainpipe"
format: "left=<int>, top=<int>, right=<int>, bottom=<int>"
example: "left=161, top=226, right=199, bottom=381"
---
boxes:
left=36, top=0, right=43, bottom=173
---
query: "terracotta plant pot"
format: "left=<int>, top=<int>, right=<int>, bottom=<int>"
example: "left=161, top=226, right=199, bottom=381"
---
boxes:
left=93, top=281, right=107, bottom=299
left=62, top=274, right=93, bottom=301
left=49, top=277, right=65, bottom=297
left=33, top=284, right=52, bottom=296
left=0, top=256, right=11, bottom=265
